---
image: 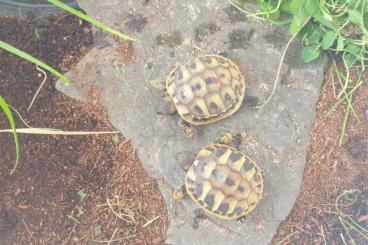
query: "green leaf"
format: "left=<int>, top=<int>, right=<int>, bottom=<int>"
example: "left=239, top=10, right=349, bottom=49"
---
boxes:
left=0, top=40, right=70, bottom=85
left=300, top=22, right=313, bottom=36
left=345, top=43, right=361, bottom=55
left=280, top=0, right=294, bottom=14
left=305, top=0, right=319, bottom=16
left=322, top=31, right=337, bottom=50
left=308, top=30, right=322, bottom=44
left=268, top=9, right=281, bottom=22
left=288, top=0, right=310, bottom=34
left=290, top=18, right=300, bottom=34
left=348, top=9, right=363, bottom=26
left=343, top=53, right=358, bottom=68
left=310, top=10, right=335, bottom=30
left=336, top=38, right=345, bottom=51
left=293, top=0, right=307, bottom=25
left=0, top=96, right=20, bottom=174
left=78, top=190, right=87, bottom=201
left=302, top=46, right=321, bottom=63
left=256, top=0, right=275, bottom=12
left=290, top=16, right=308, bottom=34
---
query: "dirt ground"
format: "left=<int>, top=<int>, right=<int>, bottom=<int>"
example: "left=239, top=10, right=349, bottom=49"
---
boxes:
left=0, top=11, right=367, bottom=245
left=0, top=14, right=167, bottom=244
left=272, top=64, right=368, bottom=244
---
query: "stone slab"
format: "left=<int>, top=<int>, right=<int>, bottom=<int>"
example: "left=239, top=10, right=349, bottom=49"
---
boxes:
left=56, top=1, right=326, bottom=244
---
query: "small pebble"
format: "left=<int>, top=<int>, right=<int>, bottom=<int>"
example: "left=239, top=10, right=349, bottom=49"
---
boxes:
left=364, top=106, right=368, bottom=122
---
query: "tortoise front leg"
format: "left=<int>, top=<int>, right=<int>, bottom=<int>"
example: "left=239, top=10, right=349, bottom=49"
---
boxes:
left=172, top=184, right=186, bottom=202
left=156, top=95, right=177, bottom=115
left=215, top=132, right=241, bottom=150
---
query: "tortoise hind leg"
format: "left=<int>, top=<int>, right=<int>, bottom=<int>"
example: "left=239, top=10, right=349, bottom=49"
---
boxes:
left=156, top=95, right=177, bottom=115
left=236, top=215, right=247, bottom=224
left=178, top=118, right=196, bottom=138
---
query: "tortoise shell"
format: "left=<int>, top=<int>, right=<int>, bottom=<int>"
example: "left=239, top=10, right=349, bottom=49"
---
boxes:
left=185, top=144, right=263, bottom=219
left=166, top=54, right=246, bottom=125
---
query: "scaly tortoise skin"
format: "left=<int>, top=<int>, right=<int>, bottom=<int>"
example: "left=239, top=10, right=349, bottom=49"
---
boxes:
left=185, top=144, right=263, bottom=219
left=166, top=54, right=246, bottom=125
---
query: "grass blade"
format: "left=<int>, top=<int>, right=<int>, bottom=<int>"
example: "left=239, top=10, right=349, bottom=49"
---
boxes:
left=339, top=93, right=351, bottom=145
left=330, top=60, right=360, bottom=121
left=0, top=96, right=20, bottom=174
left=335, top=189, right=368, bottom=242
left=275, top=230, right=299, bottom=245
left=0, top=40, right=70, bottom=85
left=326, top=80, right=363, bottom=116
left=8, top=105, right=33, bottom=128
left=47, top=0, right=135, bottom=41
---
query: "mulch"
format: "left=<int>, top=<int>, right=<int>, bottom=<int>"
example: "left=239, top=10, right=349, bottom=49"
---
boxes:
left=0, top=13, right=168, bottom=244
left=272, top=63, right=368, bottom=244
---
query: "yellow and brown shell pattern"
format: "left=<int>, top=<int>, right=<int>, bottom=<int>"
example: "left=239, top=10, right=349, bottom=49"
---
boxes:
left=185, top=144, right=264, bottom=219
left=166, top=55, right=246, bottom=125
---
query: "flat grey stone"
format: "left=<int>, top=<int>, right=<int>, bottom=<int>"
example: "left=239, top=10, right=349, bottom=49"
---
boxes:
left=56, top=1, right=327, bottom=244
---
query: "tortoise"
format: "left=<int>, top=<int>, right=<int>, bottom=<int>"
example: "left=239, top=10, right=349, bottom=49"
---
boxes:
left=175, top=138, right=264, bottom=220
left=157, top=54, right=246, bottom=125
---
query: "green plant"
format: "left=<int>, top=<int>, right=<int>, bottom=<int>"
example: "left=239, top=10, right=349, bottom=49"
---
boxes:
left=231, top=0, right=367, bottom=142
left=47, top=0, right=135, bottom=41
left=1, top=0, right=133, bottom=174
left=0, top=96, right=19, bottom=174
left=334, top=189, right=368, bottom=243
left=78, top=190, right=88, bottom=201
left=232, top=0, right=367, bottom=67
left=67, top=207, right=84, bottom=224
left=0, top=40, right=70, bottom=85
left=327, top=60, right=364, bottom=144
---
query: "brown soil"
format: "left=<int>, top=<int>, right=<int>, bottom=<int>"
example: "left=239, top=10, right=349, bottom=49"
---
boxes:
left=272, top=63, right=368, bottom=244
left=0, top=14, right=167, bottom=244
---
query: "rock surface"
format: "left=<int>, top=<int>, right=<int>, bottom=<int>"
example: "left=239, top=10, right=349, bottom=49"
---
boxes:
left=56, top=1, right=327, bottom=244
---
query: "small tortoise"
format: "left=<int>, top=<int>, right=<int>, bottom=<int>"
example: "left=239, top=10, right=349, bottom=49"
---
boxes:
left=157, top=54, right=246, bottom=125
left=176, top=141, right=264, bottom=220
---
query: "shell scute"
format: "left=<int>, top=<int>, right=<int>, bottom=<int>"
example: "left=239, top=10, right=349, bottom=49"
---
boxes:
left=166, top=55, right=246, bottom=125
left=185, top=144, right=264, bottom=219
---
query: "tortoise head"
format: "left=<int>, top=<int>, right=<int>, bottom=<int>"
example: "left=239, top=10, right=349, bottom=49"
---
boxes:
left=175, top=151, right=196, bottom=172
